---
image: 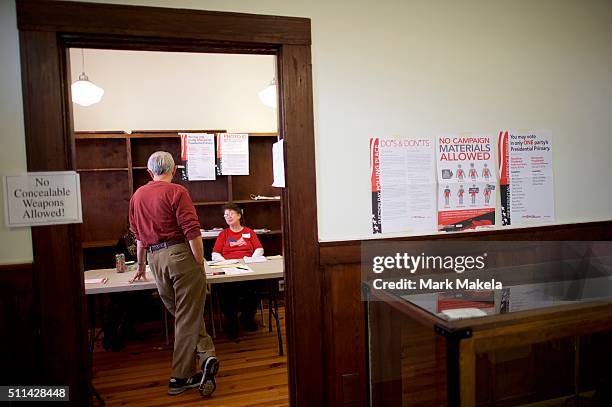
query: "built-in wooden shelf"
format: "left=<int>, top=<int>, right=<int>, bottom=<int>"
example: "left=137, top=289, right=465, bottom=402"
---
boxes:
left=194, top=201, right=230, bottom=206
left=77, top=168, right=129, bottom=172
left=233, top=199, right=281, bottom=204
left=201, top=229, right=281, bottom=240
left=82, top=240, right=117, bottom=249
left=74, top=131, right=126, bottom=139
left=75, top=129, right=283, bottom=264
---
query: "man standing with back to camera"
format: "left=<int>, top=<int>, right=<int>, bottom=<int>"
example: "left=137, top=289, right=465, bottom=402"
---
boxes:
left=129, top=151, right=219, bottom=397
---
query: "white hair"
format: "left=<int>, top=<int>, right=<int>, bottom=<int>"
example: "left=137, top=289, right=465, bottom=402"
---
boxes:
left=147, top=151, right=175, bottom=176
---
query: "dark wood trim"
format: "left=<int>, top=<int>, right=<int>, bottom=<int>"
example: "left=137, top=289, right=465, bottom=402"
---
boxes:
left=62, top=34, right=280, bottom=55
left=130, top=129, right=226, bottom=134
left=369, top=300, right=403, bottom=406
left=0, top=262, right=33, bottom=272
left=0, top=262, right=37, bottom=385
left=17, top=0, right=311, bottom=45
left=18, top=28, right=89, bottom=404
left=17, top=1, right=320, bottom=405
left=278, top=44, right=323, bottom=406
left=367, top=284, right=442, bottom=330
left=320, top=220, right=612, bottom=266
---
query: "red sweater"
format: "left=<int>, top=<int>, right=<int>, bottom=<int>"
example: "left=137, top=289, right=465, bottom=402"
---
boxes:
left=212, top=227, right=262, bottom=259
left=129, top=181, right=201, bottom=247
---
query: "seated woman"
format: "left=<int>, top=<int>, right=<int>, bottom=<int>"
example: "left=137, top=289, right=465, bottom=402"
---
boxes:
left=212, top=202, right=264, bottom=340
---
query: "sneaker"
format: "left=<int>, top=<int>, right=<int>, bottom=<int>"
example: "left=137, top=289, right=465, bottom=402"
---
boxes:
left=168, top=372, right=203, bottom=395
left=199, top=356, right=220, bottom=397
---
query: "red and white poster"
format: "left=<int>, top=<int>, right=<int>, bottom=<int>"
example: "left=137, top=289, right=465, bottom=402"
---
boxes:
left=370, top=138, right=436, bottom=234
left=437, top=135, right=496, bottom=232
left=437, top=291, right=496, bottom=314
left=498, top=130, right=554, bottom=225
left=184, top=133, right=216, bottom=181
left=217, top=133, right=249, bottom=175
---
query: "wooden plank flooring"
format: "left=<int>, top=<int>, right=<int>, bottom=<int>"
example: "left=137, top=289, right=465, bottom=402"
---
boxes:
left=92, top=309, right=288, bottom=406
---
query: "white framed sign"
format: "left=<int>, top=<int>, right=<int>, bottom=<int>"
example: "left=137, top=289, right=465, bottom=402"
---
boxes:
left=3, top=171, right=83, bottom=227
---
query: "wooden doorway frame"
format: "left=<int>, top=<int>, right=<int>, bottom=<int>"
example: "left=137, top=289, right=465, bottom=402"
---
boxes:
left=16, top=0, right=322, bottom=405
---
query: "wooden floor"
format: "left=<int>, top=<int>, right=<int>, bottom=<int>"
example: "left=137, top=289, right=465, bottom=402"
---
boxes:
left=92, top=309, right=288, bottom=406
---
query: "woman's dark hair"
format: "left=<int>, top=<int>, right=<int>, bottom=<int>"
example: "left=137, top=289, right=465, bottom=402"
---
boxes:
left=223, top=202, right=244, bottom=225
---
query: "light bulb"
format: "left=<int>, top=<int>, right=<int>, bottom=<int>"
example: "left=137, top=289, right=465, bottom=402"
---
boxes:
left=258, top=79, right=277, bottom=108
left=71, top=72, right=104, bottom=106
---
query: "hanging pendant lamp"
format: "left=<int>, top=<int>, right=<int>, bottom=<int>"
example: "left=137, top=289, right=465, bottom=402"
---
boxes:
left=258, top=77, right=277, bottom=109
left=71, top=49, right=104, bottom=107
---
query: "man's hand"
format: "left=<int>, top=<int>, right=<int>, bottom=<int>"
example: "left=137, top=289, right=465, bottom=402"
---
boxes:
left=131, top=239, right=149, bottom=283
left=129, top=264, right=147, bottom=283
left=188, top=236, right=204, bottom=266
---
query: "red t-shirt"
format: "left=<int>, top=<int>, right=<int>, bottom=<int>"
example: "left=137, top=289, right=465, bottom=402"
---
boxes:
left=212, top=227, right=262, bottom=259
left=129, top=181, right=201, bottom=247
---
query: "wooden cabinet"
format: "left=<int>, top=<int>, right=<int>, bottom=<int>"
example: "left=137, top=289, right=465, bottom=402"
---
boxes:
left=76, top=130, right=282, bottom=268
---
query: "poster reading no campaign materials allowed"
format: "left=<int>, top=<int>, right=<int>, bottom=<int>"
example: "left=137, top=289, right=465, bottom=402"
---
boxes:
left=437, top=135, right=496, bottom=232
left=370, top=138, right=436, bottom=234
left=498, top=130, right=554, bottom=225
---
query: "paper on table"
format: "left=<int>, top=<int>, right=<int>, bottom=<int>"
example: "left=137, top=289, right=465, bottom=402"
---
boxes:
left=201, top=228, right=222, bottom=238
left=223, top=266, right=254, bottom=275
left=272, top=139, right=285, bottom=188
left=207, top=259, right=240, bottom=267
left=441, top=308, right=487, bottom=320
left=266, top=255, right=283, bottom=260
left=244, top=256, right=267, bottom=264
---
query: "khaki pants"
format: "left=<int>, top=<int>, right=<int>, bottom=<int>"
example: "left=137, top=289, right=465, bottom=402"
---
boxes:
left=147, top=243, right=215, bottom=379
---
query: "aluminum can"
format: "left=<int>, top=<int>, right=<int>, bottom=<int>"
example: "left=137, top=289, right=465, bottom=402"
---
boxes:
left=115, top=253, right=126, bottom=273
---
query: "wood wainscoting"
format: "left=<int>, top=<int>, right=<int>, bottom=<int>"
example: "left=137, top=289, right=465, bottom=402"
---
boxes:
left=319, top=221, right=612, bottom=406
left=0, top=263, right=37, bottom=385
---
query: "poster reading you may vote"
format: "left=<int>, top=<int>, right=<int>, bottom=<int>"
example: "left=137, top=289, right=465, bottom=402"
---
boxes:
left=3, top=171, right=83, bottom=227
left=498, top=130, right=554, bottom=226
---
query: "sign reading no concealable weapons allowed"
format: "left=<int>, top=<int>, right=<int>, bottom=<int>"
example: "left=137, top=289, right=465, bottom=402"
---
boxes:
left=3, top=172, right=82, bottom=227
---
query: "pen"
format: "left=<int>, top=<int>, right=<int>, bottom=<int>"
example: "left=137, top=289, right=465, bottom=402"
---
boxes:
left=236, top=266, right=248, bottom=270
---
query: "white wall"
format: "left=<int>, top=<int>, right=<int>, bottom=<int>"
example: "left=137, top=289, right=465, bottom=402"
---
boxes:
left=2, top=0, right=612, bottom=263
left=0, top=0, right=32, bottom=264
left=70, top=49, right=277, bottom=132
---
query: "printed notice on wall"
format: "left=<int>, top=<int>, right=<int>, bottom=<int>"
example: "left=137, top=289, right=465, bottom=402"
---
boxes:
left=3, top=171, right=82, bottom=227
left=498, top=130, right=554, bottom=225
left=437, top=135, right=496, bottom=232
left=218, top=133, right=249, bottom=175
left=370, top=138, right=436, bottom=234
left=183, top=133, right=216, bottom=181
left=272, top=139, right=285, bottom=188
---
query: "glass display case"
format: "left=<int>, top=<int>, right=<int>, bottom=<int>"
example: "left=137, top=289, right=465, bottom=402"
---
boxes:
left=365, top=275, right=612, bottom=406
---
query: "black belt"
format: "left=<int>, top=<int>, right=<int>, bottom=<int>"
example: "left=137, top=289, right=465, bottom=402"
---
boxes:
left=148, top=240, right=184, bottom=253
